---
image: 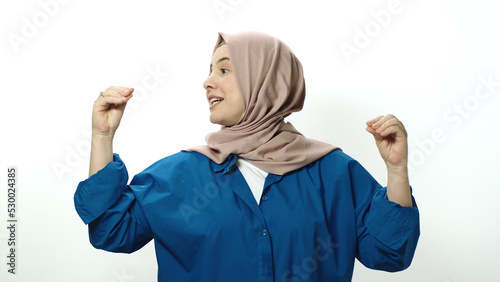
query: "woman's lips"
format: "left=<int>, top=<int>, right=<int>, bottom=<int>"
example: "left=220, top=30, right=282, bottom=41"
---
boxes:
left=208, top=96, right=224, bottom=109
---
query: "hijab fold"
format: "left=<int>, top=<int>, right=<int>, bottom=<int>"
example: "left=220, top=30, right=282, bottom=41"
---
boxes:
left=187, top=31, right=338, bottom=175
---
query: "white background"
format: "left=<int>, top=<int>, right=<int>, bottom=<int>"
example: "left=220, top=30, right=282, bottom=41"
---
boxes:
left=1, top=0, right=499, bottom=281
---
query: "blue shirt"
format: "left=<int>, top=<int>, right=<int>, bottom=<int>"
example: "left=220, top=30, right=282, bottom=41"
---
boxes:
left=74, top=150, right=419, bottom=282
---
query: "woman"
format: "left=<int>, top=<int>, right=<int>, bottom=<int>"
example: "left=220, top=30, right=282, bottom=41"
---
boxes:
left=75, top=31, right=419, bottom=282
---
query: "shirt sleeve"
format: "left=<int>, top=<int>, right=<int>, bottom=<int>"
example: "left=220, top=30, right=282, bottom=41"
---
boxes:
left=73, top=154, right=153, bottom=253
left=350, top=160, right=420, bottom=272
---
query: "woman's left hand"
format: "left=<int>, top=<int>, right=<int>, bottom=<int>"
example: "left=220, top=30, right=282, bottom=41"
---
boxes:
left=366, top=114, right=408, bottom=170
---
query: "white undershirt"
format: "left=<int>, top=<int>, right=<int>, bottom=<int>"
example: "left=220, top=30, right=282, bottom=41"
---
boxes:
left=235, top=157, right=268, bottom=204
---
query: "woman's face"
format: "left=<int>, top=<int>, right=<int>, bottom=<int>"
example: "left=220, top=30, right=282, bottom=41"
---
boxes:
left=203, top=45, right=245, bottom=126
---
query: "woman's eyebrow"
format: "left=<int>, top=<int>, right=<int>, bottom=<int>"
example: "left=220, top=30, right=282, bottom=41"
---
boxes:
left=210, top=57, right=230, bottom=70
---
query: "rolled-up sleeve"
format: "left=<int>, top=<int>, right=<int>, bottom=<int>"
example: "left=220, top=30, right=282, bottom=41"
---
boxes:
left=349, top=160, right=420, bottom=272
left=358, top=188, right=420, bottom=272
left=366, top=187, right=419, bottom=250
left=74, top=154, right=129, bottom=224
left=74, top=154, right=153, bottom=253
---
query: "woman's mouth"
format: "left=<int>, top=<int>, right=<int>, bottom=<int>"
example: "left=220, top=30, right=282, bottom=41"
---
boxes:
left=209, top=97, right=224, bottom=109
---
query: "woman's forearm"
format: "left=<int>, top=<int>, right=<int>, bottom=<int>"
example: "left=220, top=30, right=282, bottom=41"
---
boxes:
left=386, top=165, right=413, bottom=207
left=88, top=134, right=114, bottom=177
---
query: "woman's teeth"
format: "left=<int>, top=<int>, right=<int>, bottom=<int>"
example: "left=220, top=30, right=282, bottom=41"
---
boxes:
left=210, top=98, right=223, bottom=105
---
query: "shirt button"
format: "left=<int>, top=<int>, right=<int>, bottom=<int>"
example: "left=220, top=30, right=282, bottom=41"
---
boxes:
left=262, top=229, right=268, bottom=236
left=262, top=196, right=268, bottom=201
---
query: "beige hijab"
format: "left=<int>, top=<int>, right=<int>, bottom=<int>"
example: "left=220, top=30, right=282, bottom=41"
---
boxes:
left=187, top=31, right=338, bottom=175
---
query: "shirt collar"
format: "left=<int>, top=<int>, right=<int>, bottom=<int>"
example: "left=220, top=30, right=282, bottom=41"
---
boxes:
left=213, top=154, right=284, bottom=187
left=213, top=154, right=238, bottom=174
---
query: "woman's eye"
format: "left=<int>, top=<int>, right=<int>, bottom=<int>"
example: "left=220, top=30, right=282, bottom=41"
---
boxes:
left=221, top=68, right=229, bottom=74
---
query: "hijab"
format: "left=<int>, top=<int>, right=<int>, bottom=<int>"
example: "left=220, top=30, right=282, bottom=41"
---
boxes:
left=187, top=31, right=338, bottom=175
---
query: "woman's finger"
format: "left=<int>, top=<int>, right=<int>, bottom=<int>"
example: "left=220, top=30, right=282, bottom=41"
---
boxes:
left=366, top=115, right=384, bottom=127
left=375, top=116, right=398, bottom=132
left=380, top=121, right=406, bottom=138
left=372, top=114, right=394, bottom=127
left=100, top=86, right=133, bottom=99
left=96, top=87, right=133, bottom=106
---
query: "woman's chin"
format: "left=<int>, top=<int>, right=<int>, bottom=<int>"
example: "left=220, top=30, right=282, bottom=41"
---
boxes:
left=210, top=117, right=235, bottom=127
left=210, top=115, right=225, bottom=126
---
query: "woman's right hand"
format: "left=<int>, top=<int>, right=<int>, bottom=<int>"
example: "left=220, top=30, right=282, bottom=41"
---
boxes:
left=88, top=86, right=133, bottom=177
left=92, top=86, right=134, bottom=138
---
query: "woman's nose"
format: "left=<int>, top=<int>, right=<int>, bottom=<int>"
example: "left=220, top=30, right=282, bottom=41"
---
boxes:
left=203, top=74, right=216, bottom=90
